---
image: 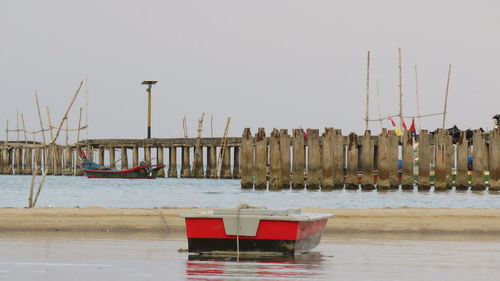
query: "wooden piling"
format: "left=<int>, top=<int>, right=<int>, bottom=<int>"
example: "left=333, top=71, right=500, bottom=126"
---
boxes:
left=63, top=147, right=72, bottom=176
left=0, top=148, right=4, bottom=174
left=360, top=130, right=375, bottom=190
left=133, top=146, right=139, bottom=167
left=332, top=129, right=344, bottom=189
left=418, top=130, right=431, bottom=190
left=15, top=147, right=23, bottom=175
left=291, top=129, right=305, bottom=189
left=401, top=130, right=414, bottom=190
left=306, top=129, right=320, bottom=190
left=434, top=129, right=451, bottom=191
left=54, top=147, right=62, bottom=175
left=144, top=146, right=151, bottom=165
left=98, top=147, right=105, bottom=167
left=34, top=147, right=42, bottom=175
left=192, top=145, right=204, bottom=178
left=208, top=146, right=218, bottom=178
left=241, top=128, right=254, bottom=189
left=279, top=129, right=291, bottom=189
left=157, top=146, right=165, bottom=177
left=346, top=133, right=359, bottom=189
left=254, top=128, right=267, bottom=190
left=23, top=146, right=32, bottom=175
left=168, top=146, right=177, bottom=178
left=221, top=146, right=232, bottom=179
left=321, top=128, right=334, bottom=190
left=377, top=129, right=390, bottom=190
left=388, top=132, right=400, bottom=189
left=232, top=146, right=240, bottom=179
left=205, top=146, right=212, bottom=178
left=109, top=147, right=116, bottom=169
left=489, top=128, right=500, bottom=191
left=269, top=129, right=283, bottom=191
left=181, top=146, right=191, bottom=178
left=121, top=147, right=128, bottom=170
left=472, top=130, right=487, bottom=190
left=455, top=132, right=469, bottom=190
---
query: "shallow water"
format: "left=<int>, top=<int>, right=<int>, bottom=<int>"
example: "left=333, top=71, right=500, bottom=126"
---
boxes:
left=0, top=233, right=499, bottom=281
left=0, top=175, right=499, bottom=208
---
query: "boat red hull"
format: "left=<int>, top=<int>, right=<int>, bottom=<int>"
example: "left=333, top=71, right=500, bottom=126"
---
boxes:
left=185, top=218, right=328, bottom=255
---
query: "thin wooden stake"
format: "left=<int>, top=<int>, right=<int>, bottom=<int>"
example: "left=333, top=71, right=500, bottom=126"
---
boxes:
left=21, top=113, right=28, bottom=147
left=77, top=107, right=83, bottom=142
left=414, top=65, right=422, bottom=131
left=398, top=47, right=403, bottom=126
left=442, top=64, right=452, bottom=129
left=365, top=51, right=370, bottom=131
left=46, top=106, right=54, bottom=142
left=216, top=117, right=231, bottom=178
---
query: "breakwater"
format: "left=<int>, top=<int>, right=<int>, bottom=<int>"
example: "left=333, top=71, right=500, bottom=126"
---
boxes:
left=1, top=128, right=499, bottom=191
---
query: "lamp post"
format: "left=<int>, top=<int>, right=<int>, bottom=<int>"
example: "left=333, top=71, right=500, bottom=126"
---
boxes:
left=141, top=80, right=157, bottom=139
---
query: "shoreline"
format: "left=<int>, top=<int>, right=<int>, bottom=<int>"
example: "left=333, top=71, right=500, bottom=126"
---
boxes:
left=1, top=207, right=500, bottom=235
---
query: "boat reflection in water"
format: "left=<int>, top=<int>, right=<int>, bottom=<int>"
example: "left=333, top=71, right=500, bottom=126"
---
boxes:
left=186, top=251, right=327, bottom=280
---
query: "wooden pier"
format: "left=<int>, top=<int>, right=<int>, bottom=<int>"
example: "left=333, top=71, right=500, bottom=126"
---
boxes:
left=0, top=128, right=499, bottom=191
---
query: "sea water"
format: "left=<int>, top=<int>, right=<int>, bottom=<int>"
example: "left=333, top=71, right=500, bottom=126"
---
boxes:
left=0, top=175, right=499, bottom=208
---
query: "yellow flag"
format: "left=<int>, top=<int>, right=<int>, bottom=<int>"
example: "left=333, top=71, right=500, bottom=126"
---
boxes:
left=395, top=128, right=403, bottom=136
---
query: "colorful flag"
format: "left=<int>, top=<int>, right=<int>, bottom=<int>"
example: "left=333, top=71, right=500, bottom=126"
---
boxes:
left=401, top=119, right=408, bottom=130
left=388, top=115, right=396, bottom=127
left=410, top=118, right=416, bottom=131
left=395, top=127, right=403, bottom=136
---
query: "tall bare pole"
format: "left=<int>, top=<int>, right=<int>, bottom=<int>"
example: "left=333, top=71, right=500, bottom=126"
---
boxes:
left=65, top=117, right=69, bottom=146
left=398, top=47, right=403, bottom=127
left=376, top=79, right=383, bottom=130
left=414, top=65, right=422, bottom=130
left=442, top=64, right=452, bottom=129
left=210, top=114, right=214, bottom=138
left=85, top=74, right=89, bottom=140
left=46, top=106, right=54, bottom=142
left=77, top=107, right=83, bottom=142
left=365, top=51, right=371, bottom=131
left=21, top=113, right=28, bottom=147
left=35, top=91, right=47, bottom=145
left=16, top=109, right=20, bottom=143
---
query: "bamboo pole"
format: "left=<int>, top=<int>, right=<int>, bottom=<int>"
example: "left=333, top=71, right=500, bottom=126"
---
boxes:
left=35, top=91, right=47, bottom=145
left=32, top=81, right=84, bottom=208
left=46, top=106, right=54, bottom=142
left=77, top=107, right=83, bottom=142
left=414, top=65, right=422, bottom=131
left=442, top=64, right=452, bottom=129
left=16, top=109, right=20, bottom=143
left=365, top=51, right=371, bottom=131
left=398, top=47, right=403, bottom=126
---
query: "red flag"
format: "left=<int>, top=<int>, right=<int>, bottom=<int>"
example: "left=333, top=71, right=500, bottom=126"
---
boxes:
left=387, top=115, right=396, bottom=127
left=410, top=118, right=416, bottom=131
left=401, top=119, right=408, bottom=130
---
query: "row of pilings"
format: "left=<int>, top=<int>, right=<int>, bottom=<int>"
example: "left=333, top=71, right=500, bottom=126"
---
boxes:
left=240, top=128, right=500, bottom=191
left=0, top=138, right=242, bottom=179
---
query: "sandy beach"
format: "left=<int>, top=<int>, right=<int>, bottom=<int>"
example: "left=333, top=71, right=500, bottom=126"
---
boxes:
left=1, top=207, right=500, bottom=235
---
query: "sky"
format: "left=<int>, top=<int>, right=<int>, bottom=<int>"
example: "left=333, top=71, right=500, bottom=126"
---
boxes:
left=1, top=0, right=499, bottom=143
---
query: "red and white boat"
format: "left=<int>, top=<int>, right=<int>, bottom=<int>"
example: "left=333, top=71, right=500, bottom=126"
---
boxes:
left=181, top=206, right=333, bottom=256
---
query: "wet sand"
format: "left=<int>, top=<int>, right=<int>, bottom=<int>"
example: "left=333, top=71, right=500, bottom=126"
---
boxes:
left=1, top=207, right=500, bottom=235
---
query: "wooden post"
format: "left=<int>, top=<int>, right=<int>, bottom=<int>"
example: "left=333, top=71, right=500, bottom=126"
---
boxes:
left=121, top=147, right=128, bottom=170
left=269, top=129, right=283, bottom=191
left=157, top=146, right=165, bottom=177
left=208, top=146, right=217, bottom=178
left=144, top=146, right=151, bottom=165
left=401, top=130, right=414, bottom=190
left=23, top=146, right=33, bottom=175
left=434, top=129, right=451, bottom=191
left=232, top=146, right=240, bottom=179
left=181, top=146, right=191, bottom=178
left=34, top=147, right=42, bottom=175
left=14, top=147, right=23, bottom=175
left=63, top=147, right=72, bottom=176
left=489, top=128, right=500, bottom=191
left=54, top=146, right=62, bottom=175
left=254, top=128, right=267, bottom=190
left=205, top=146, right=212, bottom=178
left=332, top=129, right=344, bottom=189
left=280, top=129, right=291, bottom=189
left=306, top=129, right=320, bottom=190
left=346, top=133, right=359, bottom=189
left=388, top=132, right=400, bottom=189
left=0, top=148, right=3, bottom=174
left=455, top=132, right=469, bottom=190
left=133, top=146, right=139, bottom=167
left=445, top=133, right=453, bottom=188
left=168, top=146, right=177, bottom=178
left=360, top=130, right=375, bottom=190
left=418, top=130, right=431, bottom=190
left=291, top=129, right=305, bottom=189
left=221, top=146, right=232, bottom=179
left=109, top=146, right=116, bottom=169
left=472, top=130, right=487, bottom=190
left=321, top=128, right=334, bottom=190
left=241, top=128, right=253, bottom=189
left=377, top=129, right=390, bottom=190
left=192, top=145, right=204, bottom=178
left=45, top=146, right=53, bottom=175
left=98, top=147, right=105, bottom=167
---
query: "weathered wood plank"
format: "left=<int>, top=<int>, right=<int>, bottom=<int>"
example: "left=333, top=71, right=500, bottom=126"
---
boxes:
left=489, top=128, right=500, bottom=191
left=254, top=128, right=267, bottom=190
left=168, top=146, right=177, bottom=178
left=306, top=129, right=321, bottom=190
left=346, top=133, right=359, bottom=190
left=360, top=130, right=374, bottom=190
left=291, top=129, right=305, bottom=189
left=321, top=128, right=334, bottom=190
left=240, top=128, right=253, bottom=189
left=269, top=129, right=283, bottom=191
left=472, top=130, right=487, bottom=190
left=280, top=129, right=291, bottom=189
left=181, top=146, right=191, bottom=178
left=418, top=130, right=431, bottom=190
left=401, top=130, right=414, bottom=190
left=332, top=129, right=344, bottom=189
